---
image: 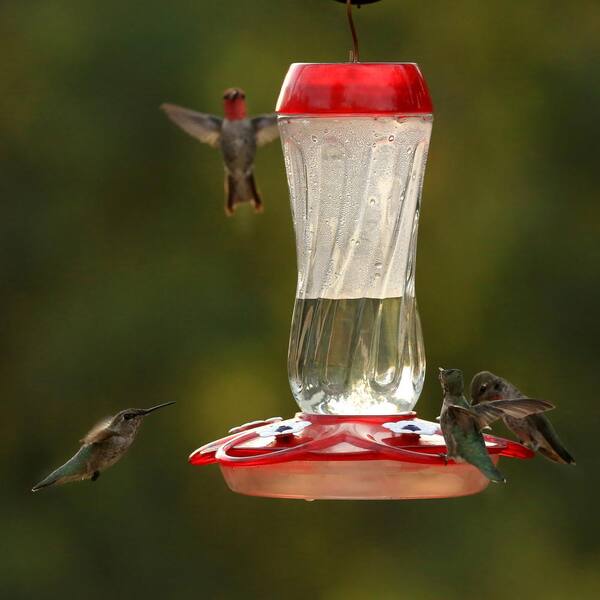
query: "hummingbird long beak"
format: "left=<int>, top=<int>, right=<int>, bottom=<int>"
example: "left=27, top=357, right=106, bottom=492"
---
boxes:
left=140, top=401, right=176, bottom=416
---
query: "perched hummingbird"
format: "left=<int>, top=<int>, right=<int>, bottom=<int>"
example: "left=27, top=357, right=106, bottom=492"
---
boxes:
left=471, top=371, right=575, bottom=465
left=438, top=368, right=554, bottom=483
left=161, top=88, right=279, bottom=216
left=32, top=402, right=175, bottom=492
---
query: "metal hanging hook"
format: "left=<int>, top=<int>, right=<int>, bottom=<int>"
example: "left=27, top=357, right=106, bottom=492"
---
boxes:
left=333, top=0, right=382, bottom=63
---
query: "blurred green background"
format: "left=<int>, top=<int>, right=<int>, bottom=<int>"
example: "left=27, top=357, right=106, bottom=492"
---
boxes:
left=2, top=1, right=599, bottom=598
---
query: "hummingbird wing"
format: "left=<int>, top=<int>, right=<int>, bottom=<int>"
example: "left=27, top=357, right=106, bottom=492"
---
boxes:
left=472, top=399, right=554, bottom=429
left=446, top=404, right=479, bottom=430
left=80, top=417, right=117, bottom=445
left=251, top=114, right=279, bottom=146
left=443, top=405, right=506, bottom=480
left=160, top=103, right=222, bottom=148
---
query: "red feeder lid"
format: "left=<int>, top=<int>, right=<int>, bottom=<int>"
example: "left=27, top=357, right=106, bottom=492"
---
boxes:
left=276, top=62, right=433, bottom=116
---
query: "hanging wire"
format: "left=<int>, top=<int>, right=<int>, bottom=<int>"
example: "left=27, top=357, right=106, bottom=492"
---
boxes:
left=346, top=0, right=360, bottom=62
left=337, top=0, right=383, bottom=62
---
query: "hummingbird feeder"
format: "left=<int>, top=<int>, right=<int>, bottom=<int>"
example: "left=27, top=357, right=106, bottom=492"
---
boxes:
left=189, top=0, right=535, bottom=500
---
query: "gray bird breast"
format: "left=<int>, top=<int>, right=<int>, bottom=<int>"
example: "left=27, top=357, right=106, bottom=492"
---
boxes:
left=220, top=120, right=256, bottom=174
left=91, top=435, right=135, bottom=471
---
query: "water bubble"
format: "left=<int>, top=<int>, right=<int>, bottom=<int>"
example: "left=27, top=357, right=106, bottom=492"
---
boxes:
left=374, top=272, right=381, bottom=279
left=375, top=261, right=383, bottom=269
left=311, top=135, right=318, bottom=142
left=407, top=146, right=413, bottom=154
left=369, top=197, right=377, bottom=206
left=388, top=135, right=395, bottom=142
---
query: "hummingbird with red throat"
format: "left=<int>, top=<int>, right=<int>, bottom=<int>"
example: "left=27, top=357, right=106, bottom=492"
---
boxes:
left=161, top=88, right=279, bottom=215
left=32, top=402, right=175, bottom=492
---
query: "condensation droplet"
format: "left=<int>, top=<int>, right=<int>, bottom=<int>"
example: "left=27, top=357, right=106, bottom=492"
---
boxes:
left=369, top=197, right=376, bottom=205
left=311, top=135, right=318, bottom=142
left=388, top=135, right=395, bottom=142
left=374, top=272, right=381, bottom=279
left=407, top=146, right=413, bottom=154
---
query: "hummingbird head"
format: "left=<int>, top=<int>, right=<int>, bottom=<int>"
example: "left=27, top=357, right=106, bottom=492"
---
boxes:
left=111, top=402, right=175, bottom=436
left=438, top=367, right=464, bottom=396
left=470, top=371, right=505, bottom=404
left=222, top=87, right=247, bottom=120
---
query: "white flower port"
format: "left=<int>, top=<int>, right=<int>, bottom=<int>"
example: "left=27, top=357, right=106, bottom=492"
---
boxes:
left=382, top=419, right=440, bottom=436
left=255, top=419, right=312, bottom=439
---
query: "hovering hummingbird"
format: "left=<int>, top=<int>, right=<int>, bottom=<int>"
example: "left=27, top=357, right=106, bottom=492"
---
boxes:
left=32, top=402, right=175, bottom=492
left=471, top=371, right=575, bottom=465
left=161, top=88, right=280, bottom=216
left=438, top=368, right=554, bottom=483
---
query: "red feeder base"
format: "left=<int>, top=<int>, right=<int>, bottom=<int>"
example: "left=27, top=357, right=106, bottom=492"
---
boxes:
left=189, top=413, right=534, bottom=500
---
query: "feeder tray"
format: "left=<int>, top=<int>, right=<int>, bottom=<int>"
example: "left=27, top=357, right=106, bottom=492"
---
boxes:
left=190, top=414, right=534, bottom=500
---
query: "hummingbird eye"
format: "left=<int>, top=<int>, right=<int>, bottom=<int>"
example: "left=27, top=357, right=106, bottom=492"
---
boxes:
left=123, top=413, right=135, bottom=421
left=479, top=384, right=488, bottom=395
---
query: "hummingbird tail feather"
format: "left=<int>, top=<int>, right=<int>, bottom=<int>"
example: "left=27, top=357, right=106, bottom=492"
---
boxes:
left=538, top=442, right=576, bottom=465
left=31, top=445, right=95, bottom=492
left=31, top=474, right=59, bottom=492
left=247, top=173, right=263, bottom=213
left=534, top=417, right=576, bottom=465
left=225, top=173, right=262, bottom=216
left=479, top=462, right=506, bottom=484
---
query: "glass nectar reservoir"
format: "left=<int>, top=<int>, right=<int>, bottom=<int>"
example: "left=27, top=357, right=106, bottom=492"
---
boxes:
left=278, top=63, right=433, bottom=415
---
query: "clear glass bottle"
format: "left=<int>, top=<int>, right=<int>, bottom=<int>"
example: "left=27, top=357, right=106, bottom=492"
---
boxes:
left=278, top=63, right=433, bottom=415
